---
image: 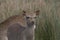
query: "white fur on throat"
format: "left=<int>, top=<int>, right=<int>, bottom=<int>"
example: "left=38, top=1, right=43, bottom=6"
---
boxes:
left=33, top=25, right=36, bottom=29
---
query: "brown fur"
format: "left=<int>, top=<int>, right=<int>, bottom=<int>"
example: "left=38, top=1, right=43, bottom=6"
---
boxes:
left=0, top=15, right=27, bottom=30
left=0, top=10, right=40, bottom=40
left=0, top=14, right=27, bottom=40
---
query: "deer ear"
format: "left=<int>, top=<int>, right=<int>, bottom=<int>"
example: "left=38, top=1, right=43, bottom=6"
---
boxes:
left=35, top=10, right=40, bottom=15
left=22, top=10, right=26, bottom=16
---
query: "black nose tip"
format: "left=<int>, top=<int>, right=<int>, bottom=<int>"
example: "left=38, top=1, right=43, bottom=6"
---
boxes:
left=32, top=21, right=34, bottom=24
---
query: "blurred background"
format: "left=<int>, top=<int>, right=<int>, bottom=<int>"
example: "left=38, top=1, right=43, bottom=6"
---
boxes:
left=0, top=0, right=60, bottom=40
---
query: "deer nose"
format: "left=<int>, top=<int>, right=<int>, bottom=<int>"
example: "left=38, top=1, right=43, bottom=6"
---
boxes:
left=31, top=21, right=34, bottom=24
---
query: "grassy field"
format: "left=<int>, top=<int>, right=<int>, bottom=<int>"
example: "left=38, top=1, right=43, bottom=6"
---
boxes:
left=0, top=0, right=60, bottom=40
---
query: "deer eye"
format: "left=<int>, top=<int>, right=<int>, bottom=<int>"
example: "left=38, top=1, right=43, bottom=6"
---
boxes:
left=26, top=17, right=30, bottom=19
left=34, top=17, right=37, bottom=18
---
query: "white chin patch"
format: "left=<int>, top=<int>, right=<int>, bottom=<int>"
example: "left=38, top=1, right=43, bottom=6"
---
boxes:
left=34, top=25, right=36, bottom=29
left=2, top=36, right=8, bottom=40
left=5, top=36, right=8, bottom=40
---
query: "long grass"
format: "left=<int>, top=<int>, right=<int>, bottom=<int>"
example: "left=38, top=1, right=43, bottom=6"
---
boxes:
left=0, top=0, right=60, bottom=40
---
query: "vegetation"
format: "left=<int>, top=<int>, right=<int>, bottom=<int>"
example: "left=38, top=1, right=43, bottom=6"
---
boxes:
left=0, top=0, right=60, bottom=40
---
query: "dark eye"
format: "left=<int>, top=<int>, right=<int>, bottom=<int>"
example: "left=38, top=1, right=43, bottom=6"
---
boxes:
left=26, top=17, right=30, bottom=19
left=34, top=17, right=37, bottom=18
